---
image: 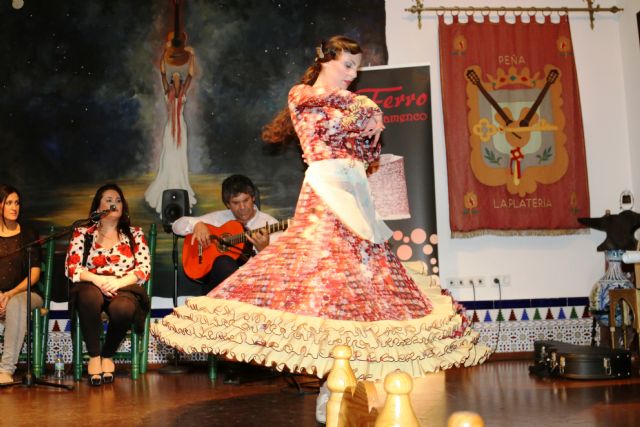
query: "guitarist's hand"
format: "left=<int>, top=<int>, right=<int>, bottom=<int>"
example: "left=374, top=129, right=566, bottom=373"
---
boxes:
left=191, top=221, right=212, bottom=249
left=247, top=228, right=270, bottom=252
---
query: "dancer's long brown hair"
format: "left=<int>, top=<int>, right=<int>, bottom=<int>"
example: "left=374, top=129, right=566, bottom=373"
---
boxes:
left=261, top=35, right=362, bottom=144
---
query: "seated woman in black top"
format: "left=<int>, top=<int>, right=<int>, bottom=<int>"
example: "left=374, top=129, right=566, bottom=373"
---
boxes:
left=0, top=184, right=43, bottom=384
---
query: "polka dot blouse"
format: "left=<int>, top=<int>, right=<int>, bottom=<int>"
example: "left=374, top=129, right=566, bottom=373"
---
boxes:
left=65, top=224, right=151, bottom=285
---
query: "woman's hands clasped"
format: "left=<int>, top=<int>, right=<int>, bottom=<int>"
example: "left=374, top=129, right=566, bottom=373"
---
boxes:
left=91, top=275, right=125, bottom=298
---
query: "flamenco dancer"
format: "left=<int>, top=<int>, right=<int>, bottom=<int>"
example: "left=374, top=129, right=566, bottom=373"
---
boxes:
left=152, top=35, right=491, bottom=418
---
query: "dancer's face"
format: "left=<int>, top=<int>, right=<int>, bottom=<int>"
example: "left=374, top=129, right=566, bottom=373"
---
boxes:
left=320, top=51, right=362, bottom=90
left=2, top=192, right=20, bottom=223
left=227, top=192, right=256, bottom=225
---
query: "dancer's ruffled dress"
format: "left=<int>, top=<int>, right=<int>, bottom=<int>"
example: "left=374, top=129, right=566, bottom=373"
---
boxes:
left=151, top=85, right=491, bottom=380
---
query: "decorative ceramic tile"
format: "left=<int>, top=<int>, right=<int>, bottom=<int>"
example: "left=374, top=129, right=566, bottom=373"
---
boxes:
left=3, top=303, right=603, bottom=364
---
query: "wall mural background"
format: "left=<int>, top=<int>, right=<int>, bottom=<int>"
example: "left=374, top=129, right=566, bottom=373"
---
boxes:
left=0, top=0, right=387, bottom=299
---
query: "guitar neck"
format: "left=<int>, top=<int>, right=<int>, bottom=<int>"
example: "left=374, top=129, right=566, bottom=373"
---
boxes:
left=468, top=70, right=512, bottom=125
left=220, top=219, right=290, bottom=245
left=520, top=85, right=552, bottom=127
left=521, top=70, right=558, bottom=127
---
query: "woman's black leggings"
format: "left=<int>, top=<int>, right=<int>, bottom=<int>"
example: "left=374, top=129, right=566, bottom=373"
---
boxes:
left=74, top=283, right=137, bottom=358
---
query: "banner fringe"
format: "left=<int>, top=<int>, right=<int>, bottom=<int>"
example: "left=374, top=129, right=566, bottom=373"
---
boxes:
left=451, top=228, right=589, bottom=239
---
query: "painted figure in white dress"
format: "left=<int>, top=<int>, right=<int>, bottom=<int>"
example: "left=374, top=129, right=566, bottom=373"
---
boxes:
left=145, top=33, right=197, bottom=215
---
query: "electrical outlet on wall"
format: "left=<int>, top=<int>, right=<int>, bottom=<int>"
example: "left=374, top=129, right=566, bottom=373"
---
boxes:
left=467, top=276, right=486, bottom=287
left=446, top=277, right=487, bottom=288
left=489, top=275, right=511, bottom=287
left=446, top=277, right=466, bottom=288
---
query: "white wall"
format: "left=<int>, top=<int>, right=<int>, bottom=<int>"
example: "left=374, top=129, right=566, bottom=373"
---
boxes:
left=619, top=0, right=640, bottom=199
left=387, top=0, right=635, bottom=300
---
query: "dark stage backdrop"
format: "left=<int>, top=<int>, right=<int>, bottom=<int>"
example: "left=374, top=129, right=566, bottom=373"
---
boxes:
left=355, top=65, right=438, bottom=274
left=0, top=0, right=387, bottom=300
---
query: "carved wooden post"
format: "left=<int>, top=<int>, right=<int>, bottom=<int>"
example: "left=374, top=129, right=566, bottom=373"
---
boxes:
left=326, top=345, right=357, bottom=427
left=374, top=370, right=419, bottom=427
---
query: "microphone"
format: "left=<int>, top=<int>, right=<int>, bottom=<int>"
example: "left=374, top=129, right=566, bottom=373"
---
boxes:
left=90, top=205, right=117, bottom=222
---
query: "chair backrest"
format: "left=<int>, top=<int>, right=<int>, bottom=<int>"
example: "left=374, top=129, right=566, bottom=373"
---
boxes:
left=144, top=223, right=158, bottom=298
left=136, top=223, right=157, bottom=375
left=28, top=226, right=55, bottom=376
left=39, top=225, right=56, bottom=309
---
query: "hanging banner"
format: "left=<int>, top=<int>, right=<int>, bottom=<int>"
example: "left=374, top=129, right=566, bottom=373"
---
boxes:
left=439, top=15, right=590, bottom=237
left=354, top=65, right=438, bottom=274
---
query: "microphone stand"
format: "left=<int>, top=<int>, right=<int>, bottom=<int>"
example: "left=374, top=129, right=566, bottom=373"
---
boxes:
left=0, top=221, right=87, bottom=390
left=158, top=232, right=189, bottom=374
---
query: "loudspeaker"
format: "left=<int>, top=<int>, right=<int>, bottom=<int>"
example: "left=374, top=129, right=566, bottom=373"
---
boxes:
left=161, top=189, right=190, bottom=233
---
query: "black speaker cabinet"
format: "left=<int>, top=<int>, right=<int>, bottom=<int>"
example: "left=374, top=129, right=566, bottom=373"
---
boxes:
left=161, top=189, right=190, bottom=233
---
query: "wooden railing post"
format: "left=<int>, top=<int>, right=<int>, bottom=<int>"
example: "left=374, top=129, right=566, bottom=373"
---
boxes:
left=326, top=345, right=357, bottom=427
left=374, top=370, right=419, bottom=427
left=447, top=411, right=485, bottom=427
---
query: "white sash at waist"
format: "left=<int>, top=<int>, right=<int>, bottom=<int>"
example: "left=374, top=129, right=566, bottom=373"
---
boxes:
left=304, top=158, right=392, bottom=244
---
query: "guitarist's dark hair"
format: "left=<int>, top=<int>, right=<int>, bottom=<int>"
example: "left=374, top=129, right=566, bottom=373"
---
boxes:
left=221, top=175, right=257, bottom=206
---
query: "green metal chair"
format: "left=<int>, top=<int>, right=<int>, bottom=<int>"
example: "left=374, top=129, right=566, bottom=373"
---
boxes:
left=30, top=226, right=56, bottom=377
left=72, top=223, right=157, bottom=381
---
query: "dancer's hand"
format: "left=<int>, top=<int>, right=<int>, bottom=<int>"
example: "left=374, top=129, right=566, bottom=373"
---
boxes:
left=363, top=112, right=384, bottom=145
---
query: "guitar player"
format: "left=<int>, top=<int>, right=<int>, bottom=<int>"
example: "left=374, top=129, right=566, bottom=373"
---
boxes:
left=172, top=174, right=282, bottom=294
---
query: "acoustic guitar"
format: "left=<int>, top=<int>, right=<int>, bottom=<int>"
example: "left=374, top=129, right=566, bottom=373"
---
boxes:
left=182, top=218, right=291, bottom=280
left=163, top=0, right=190, bottom=67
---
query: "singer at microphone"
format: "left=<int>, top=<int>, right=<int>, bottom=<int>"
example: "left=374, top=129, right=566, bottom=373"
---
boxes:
left=64, top=183, right=152, bottom=386
left=90, top=204, right=117, bottom=222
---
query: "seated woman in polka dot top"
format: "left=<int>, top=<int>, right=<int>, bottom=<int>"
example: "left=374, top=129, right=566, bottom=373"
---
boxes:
left=65, top=183, right=150, bottom=386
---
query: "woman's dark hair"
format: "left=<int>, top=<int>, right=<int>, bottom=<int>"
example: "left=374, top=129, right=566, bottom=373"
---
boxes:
left=0, top=184, right=21, bottom=229
left=221, top=175, right=257, bottom=206
left=261, top=35, right=362, bottom=144
left=90, top=183, right=135, bottom=250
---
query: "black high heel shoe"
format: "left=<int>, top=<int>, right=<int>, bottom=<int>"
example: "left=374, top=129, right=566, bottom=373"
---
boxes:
left=89, top=373, right=102, bottom=386
left=102, top=372, right=114, bottom=384
left=88, top=357, right=103, bottom=386
left=101, top=358, right=115, bottom=384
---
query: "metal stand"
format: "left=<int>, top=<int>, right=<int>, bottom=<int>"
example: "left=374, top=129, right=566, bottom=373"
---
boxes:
left=1, top=244, right=73, bottom=390
left=159, top=233, right=189, bottom=374
left=281, top=372, right=321, bottom=395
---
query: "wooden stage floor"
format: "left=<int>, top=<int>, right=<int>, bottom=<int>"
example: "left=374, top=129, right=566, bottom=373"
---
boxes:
left=1, top=359, right=639, bottom=426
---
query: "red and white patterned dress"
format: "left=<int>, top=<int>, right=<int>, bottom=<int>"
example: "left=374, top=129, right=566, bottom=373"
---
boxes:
left=65, top=225, right=151, bottom=284
left=152, top=84, right=491, bottom=380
